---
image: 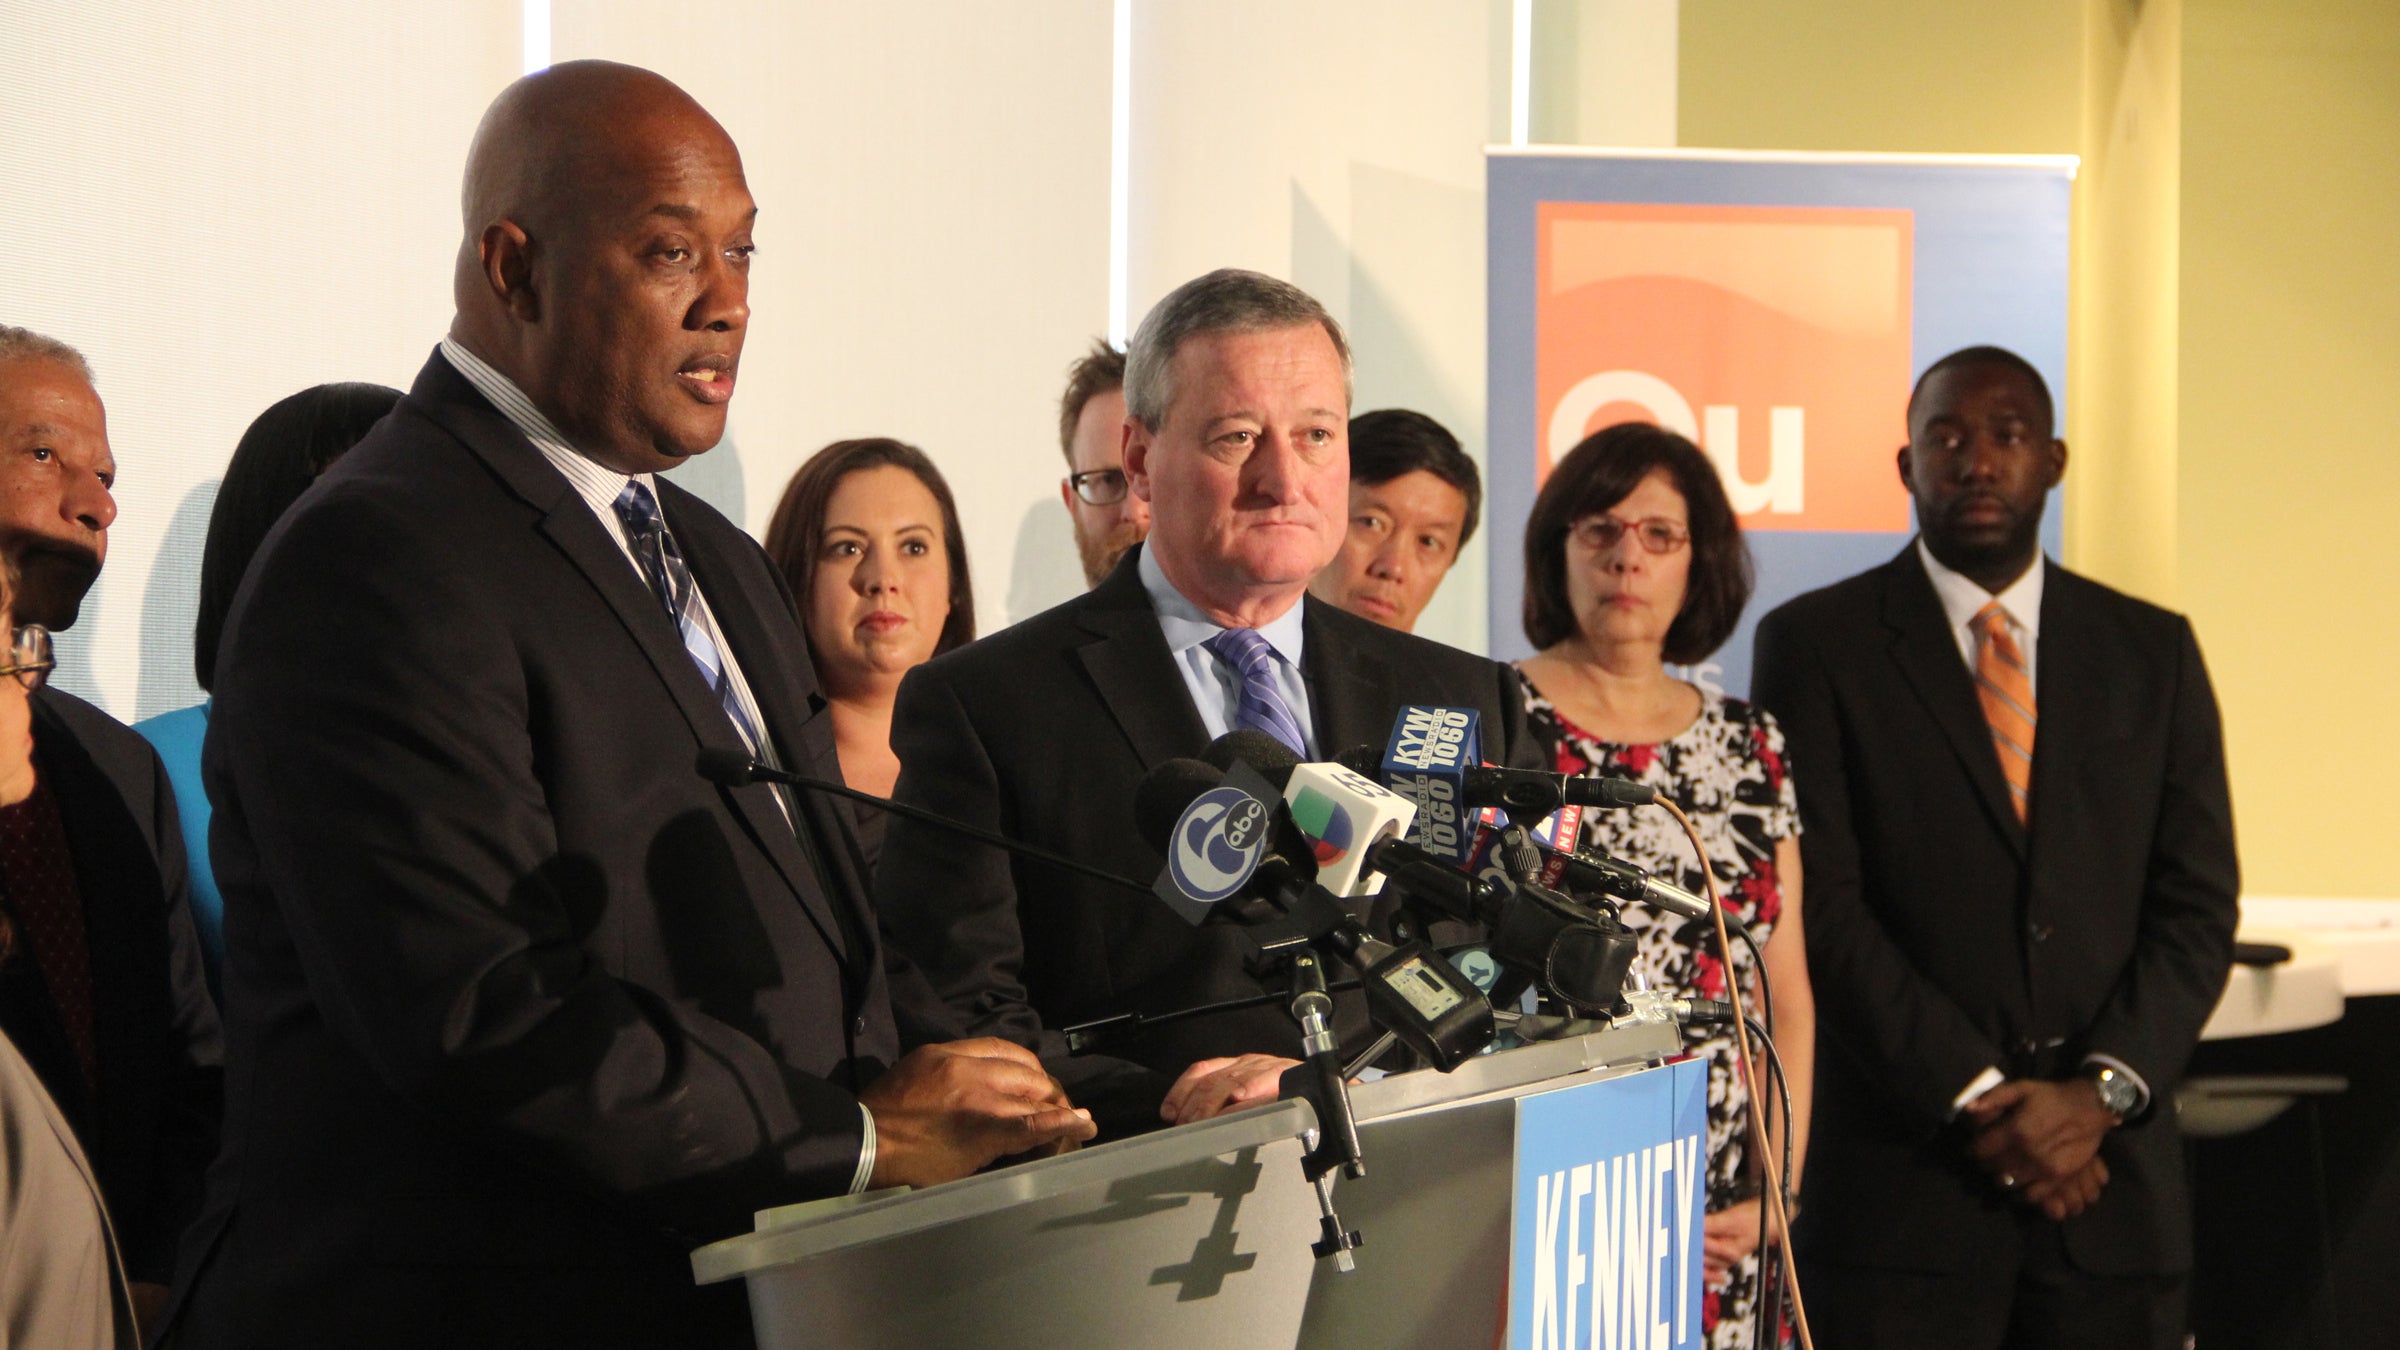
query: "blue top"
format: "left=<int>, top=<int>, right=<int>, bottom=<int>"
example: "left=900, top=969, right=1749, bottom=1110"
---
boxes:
left=132, top=701, right=219, bottom=998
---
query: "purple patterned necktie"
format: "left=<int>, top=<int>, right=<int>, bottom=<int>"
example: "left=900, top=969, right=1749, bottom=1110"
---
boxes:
left=1202, top=627, right=1307, bottom=756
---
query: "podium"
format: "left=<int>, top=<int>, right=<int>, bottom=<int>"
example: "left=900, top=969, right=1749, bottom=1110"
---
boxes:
left=694, top=1020, right=1684, bottom=1350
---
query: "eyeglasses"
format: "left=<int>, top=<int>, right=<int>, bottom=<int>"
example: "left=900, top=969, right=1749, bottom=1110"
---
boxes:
left=1568, top=515, right=1690, bottom=555
left=0, top=626, right=52, bottom=691
left=1067, top=468, right=1129, bottom=506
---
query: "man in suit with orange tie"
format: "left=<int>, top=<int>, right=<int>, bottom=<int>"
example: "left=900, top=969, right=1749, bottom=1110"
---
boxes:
left=1752, top=346, right=2238, bottom=1348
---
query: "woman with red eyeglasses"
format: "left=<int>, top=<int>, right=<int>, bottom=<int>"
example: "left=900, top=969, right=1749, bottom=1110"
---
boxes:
left=0, top=557, right=139, bottom=1348
left=1516, top=421, right=1815, bottom=1350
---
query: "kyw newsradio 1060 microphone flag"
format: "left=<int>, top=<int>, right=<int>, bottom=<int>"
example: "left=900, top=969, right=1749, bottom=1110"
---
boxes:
left=1350, top=708, right=1718, bottom=927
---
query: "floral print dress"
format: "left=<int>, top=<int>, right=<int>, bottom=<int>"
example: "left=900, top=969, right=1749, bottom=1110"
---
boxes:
left=1519, top=672, right=1801, bottom=1349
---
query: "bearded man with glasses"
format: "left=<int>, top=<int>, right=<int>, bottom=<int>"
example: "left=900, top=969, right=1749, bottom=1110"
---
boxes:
left=1055, top=338, right=1150, bottom=589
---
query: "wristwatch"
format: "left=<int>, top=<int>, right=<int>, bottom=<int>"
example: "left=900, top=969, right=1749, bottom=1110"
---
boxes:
left=2085, top=1063, right=2138, bottom=1121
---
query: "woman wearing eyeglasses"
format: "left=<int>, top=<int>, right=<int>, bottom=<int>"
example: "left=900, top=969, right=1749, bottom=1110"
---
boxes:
left=1516, top=421, right=1815, bottom=1350
left=765, top=438, right=975, bottom=875
left=0, top=561, right=140, bottom=1348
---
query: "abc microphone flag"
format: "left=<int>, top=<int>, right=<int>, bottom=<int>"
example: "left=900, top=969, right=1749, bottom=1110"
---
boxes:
left=1281, top=761, right=1416, bottom=898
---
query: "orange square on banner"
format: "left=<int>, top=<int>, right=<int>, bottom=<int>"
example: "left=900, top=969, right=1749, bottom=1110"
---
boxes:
left=1534, top=201, right=1915, bottom=532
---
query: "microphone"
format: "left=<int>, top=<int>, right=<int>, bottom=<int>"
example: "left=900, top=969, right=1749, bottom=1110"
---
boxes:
left=1459, top=825, right=1733, bottom=929
left=1132, top=756, right=1494, bottom=1070
left=694, top=750, right=1156, bottom=897
left=1338, top=738, right=1654, bottom=818
left=1188, top=732, right=1486, bottom=914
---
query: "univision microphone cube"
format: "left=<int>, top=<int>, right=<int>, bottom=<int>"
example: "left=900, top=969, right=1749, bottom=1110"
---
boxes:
left=1381, top=705, right=1480, bottom=865
left=1283, top=762, right=1417, bottom=897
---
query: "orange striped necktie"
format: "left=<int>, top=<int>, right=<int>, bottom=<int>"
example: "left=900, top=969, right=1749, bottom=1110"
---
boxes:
left=1973, top=602, right=2036, bottom=823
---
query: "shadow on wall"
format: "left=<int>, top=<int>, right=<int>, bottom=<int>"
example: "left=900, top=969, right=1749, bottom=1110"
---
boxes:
left=661, top=428, right=747, bottom=529
left=133, top=478, right=223, bottom=722
left=1006, top=493, right=1086, bottom=627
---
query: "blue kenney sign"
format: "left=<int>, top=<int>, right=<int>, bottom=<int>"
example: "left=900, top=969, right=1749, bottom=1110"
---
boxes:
left=1508, top=1058, right=1710, bottom=1350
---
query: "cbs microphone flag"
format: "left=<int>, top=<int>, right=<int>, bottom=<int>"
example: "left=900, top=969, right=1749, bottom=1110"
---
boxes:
left=1486, top=148, right=2074, bottom=694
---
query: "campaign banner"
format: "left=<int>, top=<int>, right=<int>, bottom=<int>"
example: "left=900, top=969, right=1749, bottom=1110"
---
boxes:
left=1487, top=149, right=2075, bottom=694
left=1507, top=1057, right=1711, bottom=1350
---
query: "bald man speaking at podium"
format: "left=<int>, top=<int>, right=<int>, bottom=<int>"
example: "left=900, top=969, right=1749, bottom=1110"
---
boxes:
left=165, top=62, right=1090, bottom=1350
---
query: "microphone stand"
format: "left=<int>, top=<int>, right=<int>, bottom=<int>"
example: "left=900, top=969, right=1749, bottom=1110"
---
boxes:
left=1276, top=946, right=1365, bottom=1272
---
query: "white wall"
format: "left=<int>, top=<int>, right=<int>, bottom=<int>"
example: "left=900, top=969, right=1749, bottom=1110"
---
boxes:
left=1, top=1, right=1680, bottom=721
left=0, top=0, right=518, bottom=718
left=1125, top=0, right=1515, bottom=654
left=550, top=1, right=1116, bottom=630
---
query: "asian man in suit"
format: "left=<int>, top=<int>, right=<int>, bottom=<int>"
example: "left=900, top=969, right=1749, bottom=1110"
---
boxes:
left=1751, top=346, right=2238, bottom=1348
left=164, top=61, right=1091, bottom=1350
left=877, top=269, right=1538, bottom=1137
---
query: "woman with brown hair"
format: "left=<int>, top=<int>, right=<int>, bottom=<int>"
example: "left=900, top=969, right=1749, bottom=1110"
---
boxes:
left=1518, top=420, right=1815, bottom=1348
left=764, top=438, right=974, bottom=871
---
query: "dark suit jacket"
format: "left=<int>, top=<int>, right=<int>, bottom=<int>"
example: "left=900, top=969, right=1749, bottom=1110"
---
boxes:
left=0, top=689, right=221, bottom=1285
left=166, top=351, right=897, bottom=1349
left=876, top=546, right=1537, bottom=1130
left=1751, top=546, right=2237, bottom=1280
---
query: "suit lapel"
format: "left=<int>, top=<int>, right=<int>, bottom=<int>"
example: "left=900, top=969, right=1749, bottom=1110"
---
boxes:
left=1073, top=548, right=1209, bottom=771
left=412, top=356, right=743, bottom=765
left=667, top=492, right=866, bottom=970
left=1880, top=548, right=2028, bottom=855
left=409, top=354, right=853, bottom=962
left=2024, top=562, right=2098, bottom=845
left=1301, top=598, right=1400, bottom=758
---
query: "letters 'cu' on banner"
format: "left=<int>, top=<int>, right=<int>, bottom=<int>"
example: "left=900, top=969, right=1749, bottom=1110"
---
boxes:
left=1487, top=147, right=2076, bottom=696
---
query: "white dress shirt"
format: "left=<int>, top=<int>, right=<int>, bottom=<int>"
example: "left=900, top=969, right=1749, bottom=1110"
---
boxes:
left=1138, top=544, right=1319, bottom=758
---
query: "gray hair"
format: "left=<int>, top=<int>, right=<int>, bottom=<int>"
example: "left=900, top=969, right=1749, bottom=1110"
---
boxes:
left=0, top=326, right=93, bottom=383
left=1124, top=269, right=1351, bottom=431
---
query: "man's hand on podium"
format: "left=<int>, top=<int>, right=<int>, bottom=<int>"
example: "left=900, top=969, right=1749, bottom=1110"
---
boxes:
left=862, top=1038, right=1097, bottom=1189
left=1160, top=1054, right=1301, bottom=1126
left=1962, top=1078, right=2116, bottom=1220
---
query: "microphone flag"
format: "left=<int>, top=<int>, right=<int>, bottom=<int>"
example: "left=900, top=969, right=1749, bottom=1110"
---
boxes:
left=1282, top=761, right=1417, bottom=898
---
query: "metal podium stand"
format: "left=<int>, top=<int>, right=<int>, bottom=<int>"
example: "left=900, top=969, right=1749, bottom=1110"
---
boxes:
left=1298, top=1019, right=1681, bottom=1348
left=694, top=1021, right=1681, bottom=1350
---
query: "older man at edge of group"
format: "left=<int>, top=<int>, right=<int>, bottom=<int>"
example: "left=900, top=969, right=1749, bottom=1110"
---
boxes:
left=161, top=62, right=1091, bottom=1350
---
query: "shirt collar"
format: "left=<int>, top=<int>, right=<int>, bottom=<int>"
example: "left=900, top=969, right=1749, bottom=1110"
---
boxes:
left=1917, top=536, right=2045, bottom=640
left=438, top=338, right=655, bottom=519
left=1138, top=543, right=1308, bottom=667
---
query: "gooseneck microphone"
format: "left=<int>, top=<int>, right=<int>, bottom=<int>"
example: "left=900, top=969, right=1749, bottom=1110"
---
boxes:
left=694, top=749, right=1155, bottom=896
left=1334, top=744, right=1654, bottom=815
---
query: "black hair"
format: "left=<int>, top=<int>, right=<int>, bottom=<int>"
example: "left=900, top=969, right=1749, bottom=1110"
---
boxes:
left=1349, top=408, right=1483, bottom=548
left=1907, top=346, right=2054, bottom=433
left=195, top=382, right=401, bottom=691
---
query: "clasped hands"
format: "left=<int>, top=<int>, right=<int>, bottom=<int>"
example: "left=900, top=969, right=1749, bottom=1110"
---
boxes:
left=1960, top=1078, right=2118, bottom=1220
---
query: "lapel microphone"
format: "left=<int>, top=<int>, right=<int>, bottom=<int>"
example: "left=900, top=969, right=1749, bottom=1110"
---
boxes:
left=694, top=749, right=1155, bottom=896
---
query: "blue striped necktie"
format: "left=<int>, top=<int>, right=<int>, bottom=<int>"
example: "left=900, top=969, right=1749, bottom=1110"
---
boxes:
left=613, top=481, right=765, bottom=757
left=1202, top=627, right=1307, bottom=756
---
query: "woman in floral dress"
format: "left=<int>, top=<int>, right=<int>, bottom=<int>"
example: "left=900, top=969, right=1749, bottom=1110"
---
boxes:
left=1515, top=421, right=1814, bottom=1349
